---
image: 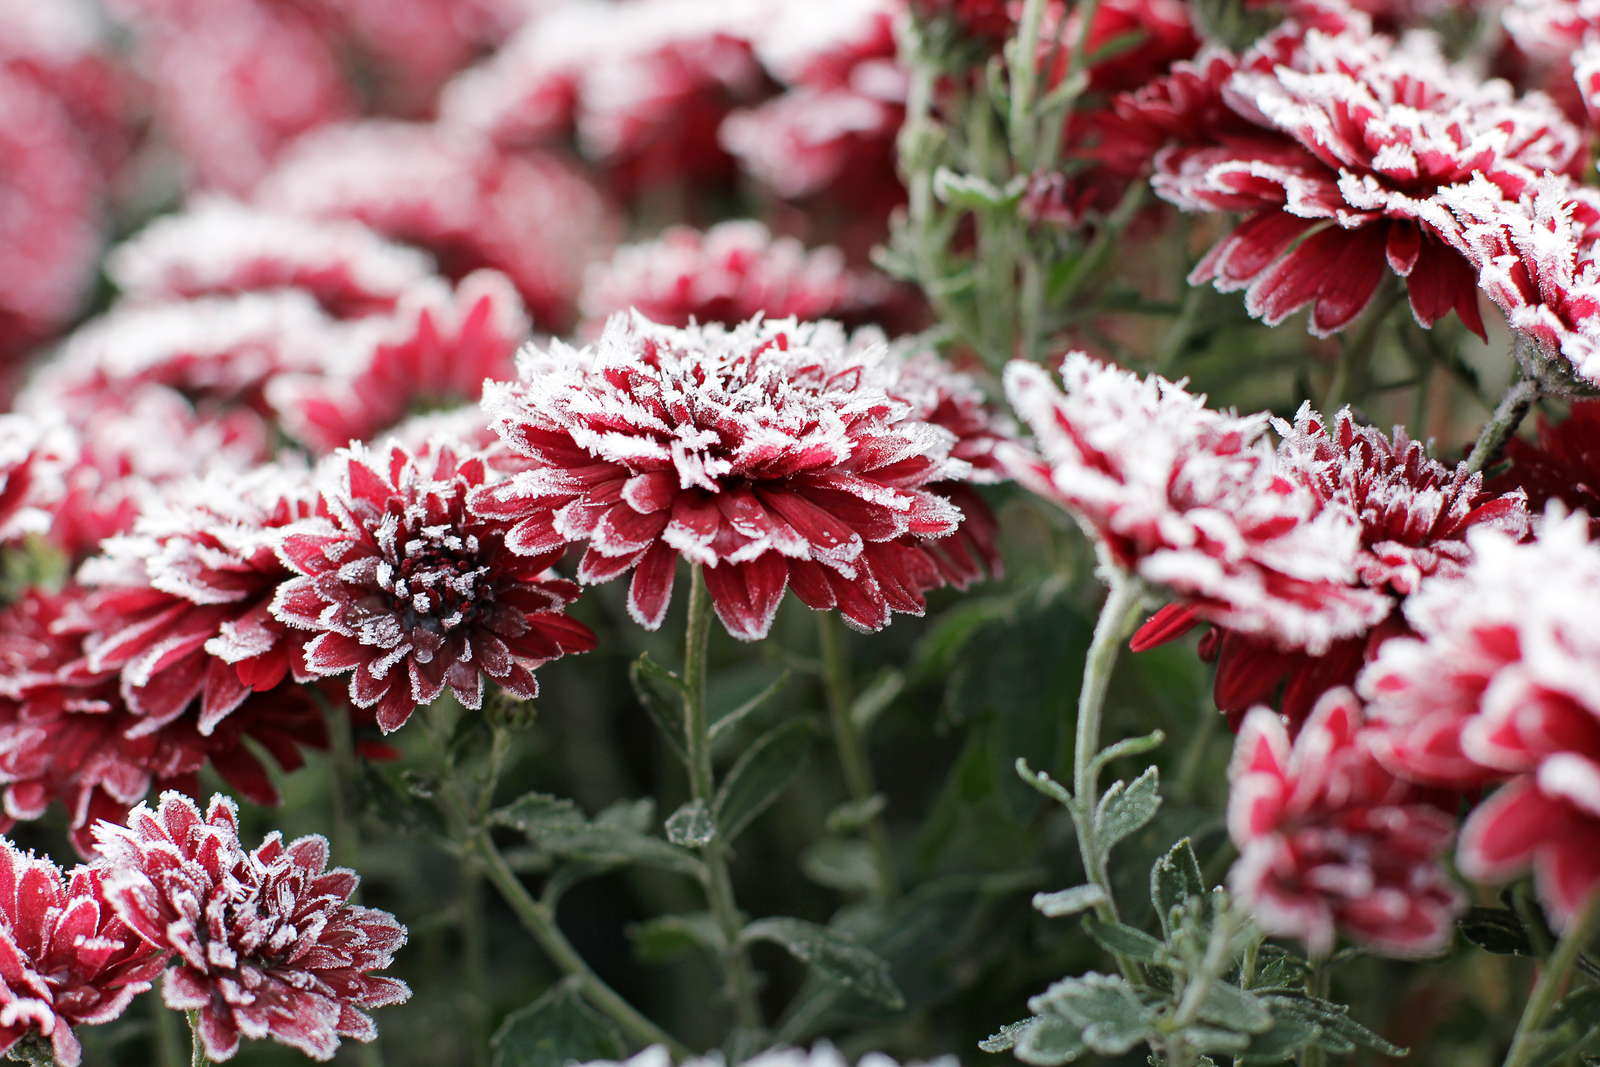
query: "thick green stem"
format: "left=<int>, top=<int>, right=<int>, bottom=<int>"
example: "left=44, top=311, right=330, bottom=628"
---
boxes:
left=1005, top=0, right=1051, bottom=167
left=817, top=614, right=899, bottom=899
left=152, top=995, right=185, bottom=1067
left=683, top=568, right=765, bottom=1034
left=1467, top=375, right=1539, bottom=474
left=1503, top=891, right=1600, bottom=1067
left=462, top=866, right=491, bottom=1067
left=473, top=833, right=693, bottom=1058
left=186, top=1010, right=209, bottom=1067
left=1069, top=568, right=1147, bottom=982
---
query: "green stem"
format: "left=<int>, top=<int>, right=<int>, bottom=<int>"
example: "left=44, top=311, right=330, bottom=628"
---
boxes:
left=1503, top=891, right=1600, bottom=1067
left=186, top=1010, right=209, bottom=1067
left=462, top=865, right=491, bottom=1067
left=314, top=686, right=364, bottom=871
left=1467, top=375, right=1539, bottom=474
left=1069, top=567, right=1147, bottom=982
left=153, top=995, right=185, bottom=1067
left=683, top=568, right=765, bottom=1034
left=1006, top=0, right=1050, bottom=167
left=1303, top=964, right=1331, bottom=1067
left=472, top=832, right=694, bottom=1059
left=817, top=614, right=899, bottom=899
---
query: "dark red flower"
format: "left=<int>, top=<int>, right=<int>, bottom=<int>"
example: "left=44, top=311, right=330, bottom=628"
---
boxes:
left=258, top=122, right=617, bottom=331
left=1004, top=355, right=1390, bottom=653
left=270, top=270, right=527, bottom=453
left=1135, top=405, right=1530, bottom=727
left=1228, top=688, right=1464, bottom=957
left=471, top=315, right=976, bottom=640
left=0, top=842, right=167, bottom=1067
left=95, top=792, right=409, bottom=1062
left=1494, top=399, right=1600, bottom=530
left=109, top=198, right=436, bottom=320
left=272, top=439, right=596, bottom=732
left=580, top=222, right=907, bottom=335
left=1148, top=13, right=1581, bottom=337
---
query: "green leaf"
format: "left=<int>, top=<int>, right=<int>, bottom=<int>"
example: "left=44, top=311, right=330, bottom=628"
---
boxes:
left=850, top=668, right=904, bottom=732
left=630, top=653, right=686, bottom=760
left=1080, top=917, right=1164, bottom=964
left=979, top=1018, right=1035, bottom=1054
left=800, top=838, right=879, bottom=894
left=1267, top=994, right=1406, bottom=1057
left=1458, top=905, right=1535, bottom=957
left=490, top=979, right=626, bottom=1067
left=709, top=668, right=792, bottom=743
left=1028, top=973, right=1154, bottom=1056
left=1089, top=730, right=1165, bottom=781
left=714, top=719, right=814, bottom=843
left=629, top=912, right=724, bottom=965
left=1182, top=1027, right=1252, bottom=1055
left=1094, top=766, right=1161, bottom=861
left=743, top=917, right=905, bottom=1010
left=1032, top=885, right=1106, bottom=918
left=1195, top=981, right=1273, bottom=1035
left=493, top=793, right=588, bottom=836
left=1015, top=759, right=1074, bottom=810
left=1151, top=838, right=1206, bottom=938
left=932, top=168, right=1024, bottom=211
left=493, top=793, right=703, bottom=879
left=1245, top=945, right=1310, bottom=992
left=665, top=800, right=716, bottom=848
left=826, top=795, right=887, bottom=835
left=1015, top=1016, right=1088, bottom=1065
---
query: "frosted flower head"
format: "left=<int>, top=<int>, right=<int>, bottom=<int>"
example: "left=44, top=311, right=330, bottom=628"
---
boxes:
left=1003, top=354, right=1389, bottom=654
left=1495, top=399, right=1600, bottom=531
left=1228, top=688, right=1464, bottom=958
left=76, top=465, right=321, bottom=734
left=109, top=198, right=435, bottom=318
left=258, top=121, right=617, bottom=331
left=271, top=439, right=596, bottom=732
left=0, top=841, right=166, bottom=1067
left=0, top=415, right=71, bottom=545
left=472, top=314, right=974, bottom=640
left=1153, top=17, right=1583, bottom=338
left=270, top=270, right=528, bottom=454
left=1360, top=509, right=1600, bottom=926
left=94, top=792, right=410, bottom=1062
left=579, top=221, right=905, bottom=335
left=1503, top=0, right=1600, bottom=65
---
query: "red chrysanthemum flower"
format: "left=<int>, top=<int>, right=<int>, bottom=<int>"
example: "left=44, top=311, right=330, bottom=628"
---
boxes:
left=95, top=792, right=409, bottom=1062
left=258, top=122, right=617, bottom=331
left=580, top=222, right=906, bottom=335
left=109, top=0, right=353, bottom=193
left=1135, top=405, right=1530, bottom=727
left=471, top=315, right=974, bottom=640
left=0, top=415, right=71, bottom=547
left=271, top=439, right=596, bottom=732
left=0, top=588, right=325, bottom=856
left=1362, top=509, right=1600, bottom=927
left=1494, top=399, right=1600, bottom=531
left=0, top=841, right=167, bottom=1067
left=108, top=198, right=436, bottom=320
left=1504, top=0, right=1600, bottom=72
left=270, top=270, right=527, bottom=454
left=1003, top=354, right=1390, bottom=653
left=1150, top=14, right=1582, bottom=337
left=1228, top=688, right=1464, bottom=958
left=1443, top=174, right=1600, bottom=386
left=76, top=467, right=321, bottom=734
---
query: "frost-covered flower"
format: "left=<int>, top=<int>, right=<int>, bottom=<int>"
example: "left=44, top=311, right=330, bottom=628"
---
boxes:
left=270, top=271, right=527, bottom=453
left=0, top=588, right=325, bottom=856
left=580, top=222, right=906, bottom=335
left=1004, top=355, right=1389, bottom=653
left=1361, top=509, right=1600, bottom=925
left=1442, top=174, right=1600, bottom=386
left=1228, top=688, right=1464, bottom=957
left=272, top=440, right=595, bottom=732
left=94, top=792, right=409, bottom=1062
left=1504, top=0, right=1600, bottom=67
left=109, top=198, right=435, bottom=318
left=0, top=842, right=167, bottom=1067
left=76, top=466, right=320, bottom=733
left=1150, top=15, right=1583, bottom=337
left=1135, top=406, right=1529, bottom=726
left=0, top=415, right=71, bottom=545
left=1494, top=399, right=1600, bottom=530
left=258, top=122, right=616, bottom=331
left=472, top=314, right=973, bottom=640
left=577, top=1043, right=955, bottom=1067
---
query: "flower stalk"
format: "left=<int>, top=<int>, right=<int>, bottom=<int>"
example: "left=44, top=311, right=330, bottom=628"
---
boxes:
left=1502, top=891, right=1600, bottom=1067
left=1466, top=374, right=1540, bottom=474
left=817, top=614, right=899, bottom=899
left=187, top=1010, right=209, bottom=1067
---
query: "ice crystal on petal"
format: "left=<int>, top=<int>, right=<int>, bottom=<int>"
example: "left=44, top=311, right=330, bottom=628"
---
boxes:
left=1361, top=509, right=1600, bottom=928
left=270, top=439, right=595, bottom=732
left=94, top=792, right=409, bottom=1062
left=473, top=314, right=980, bottom=640
left=1004, top=354, right=1389, bottom=654
left=1227, top=688, right=1463, bottom=958
left=109, top=198, right=436, bottom=318
left=0, top=840, right=166, bottom=1067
